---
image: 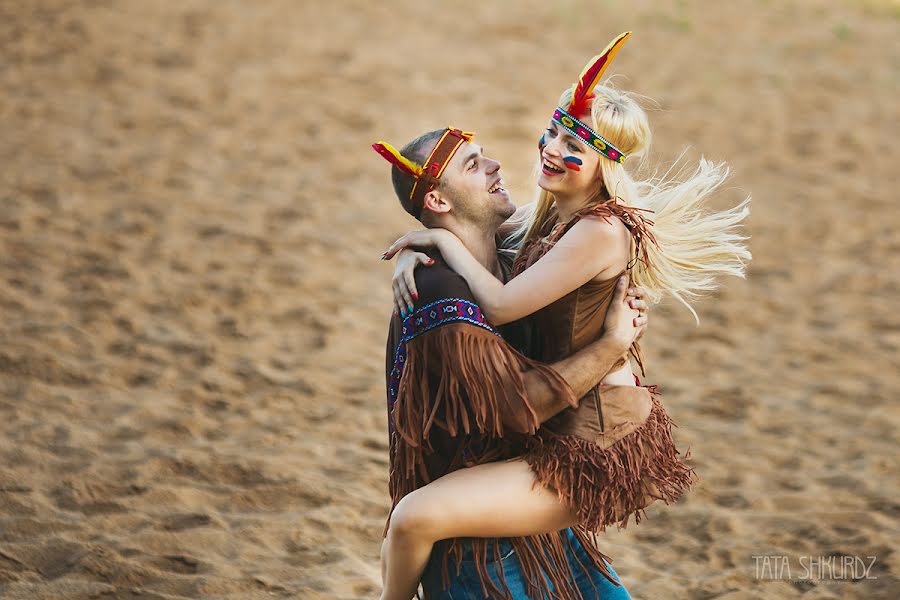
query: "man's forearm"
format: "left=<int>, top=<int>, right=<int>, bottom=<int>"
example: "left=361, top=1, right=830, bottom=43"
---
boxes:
left=523, top=335, right=627, bottom=426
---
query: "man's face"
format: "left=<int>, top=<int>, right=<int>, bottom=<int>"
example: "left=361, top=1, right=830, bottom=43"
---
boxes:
left=436, top=140, right=516, bottom=229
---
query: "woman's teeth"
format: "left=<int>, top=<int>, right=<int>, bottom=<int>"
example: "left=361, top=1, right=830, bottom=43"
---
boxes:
left=543, top=160, right=564, bottom=174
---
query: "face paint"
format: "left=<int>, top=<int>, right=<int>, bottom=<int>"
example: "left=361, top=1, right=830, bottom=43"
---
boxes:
left=562, top=156, right=583, bottom=172
left=538, top=133, right=546, bottom=152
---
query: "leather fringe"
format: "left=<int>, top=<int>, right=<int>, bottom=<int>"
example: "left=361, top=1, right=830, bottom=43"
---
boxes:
left=387, top=324, right=612, bottom=599
left=524, top=390, right=698, bottom=533
left=387, top=324, right=578, bottom=516
left=575, top=197, right=658, bottom=273
left=430, top=530, right=619, bottom=600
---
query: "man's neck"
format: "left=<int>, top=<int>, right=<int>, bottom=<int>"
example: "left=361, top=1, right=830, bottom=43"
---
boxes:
left=446, top=222, right=501, bottom=278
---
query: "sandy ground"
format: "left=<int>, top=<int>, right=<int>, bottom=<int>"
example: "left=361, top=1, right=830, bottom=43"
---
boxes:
left=0, top=0, right=898, bottom=598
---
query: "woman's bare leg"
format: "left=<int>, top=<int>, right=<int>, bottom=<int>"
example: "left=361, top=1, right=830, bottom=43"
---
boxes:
left=379, top=458, right=577, bottom=600
left=380, top=538, right=388, bottom=588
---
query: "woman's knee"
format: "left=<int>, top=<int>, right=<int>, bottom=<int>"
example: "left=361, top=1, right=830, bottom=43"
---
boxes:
left=388, top=490, right=443, bottom=541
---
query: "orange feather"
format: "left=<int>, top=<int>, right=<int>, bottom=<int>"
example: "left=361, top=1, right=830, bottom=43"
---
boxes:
left=569, top=31, right=632, bottom=116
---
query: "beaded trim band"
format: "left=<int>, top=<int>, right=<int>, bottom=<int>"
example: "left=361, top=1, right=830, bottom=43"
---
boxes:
left=386, top=297, right=496, bottom=433
left=552, top=106, right=626, bottom=164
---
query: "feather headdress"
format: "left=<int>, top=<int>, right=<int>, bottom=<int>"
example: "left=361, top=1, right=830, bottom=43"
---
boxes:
left=551, top=32, right=631, bottom=163
left=372, top=142, right=422, bottom=178
left=568, top=31, right=631, bottom=117
left=372, top=127, right=475, bottom=217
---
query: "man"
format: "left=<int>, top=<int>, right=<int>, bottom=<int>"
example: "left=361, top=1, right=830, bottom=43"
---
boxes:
left=375, top=127, right=646, bottom=599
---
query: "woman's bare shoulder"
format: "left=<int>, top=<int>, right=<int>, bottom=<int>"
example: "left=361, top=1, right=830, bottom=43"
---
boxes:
left=555, top=214, right=631, bottom=276
left=563, top=212, right=630, bottom=245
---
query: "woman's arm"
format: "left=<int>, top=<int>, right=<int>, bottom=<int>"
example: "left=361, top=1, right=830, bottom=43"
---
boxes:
left=455, top=218, right=627, bottom=324
left=384, top=217, right=630, bottom=325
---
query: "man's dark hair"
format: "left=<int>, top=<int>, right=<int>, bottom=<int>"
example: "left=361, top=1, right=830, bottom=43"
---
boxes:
left=391, top=129, right=445, bottom=222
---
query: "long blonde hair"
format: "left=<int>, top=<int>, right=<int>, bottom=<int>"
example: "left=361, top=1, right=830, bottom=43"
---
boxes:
left=507, top=82, right=751, bottom=322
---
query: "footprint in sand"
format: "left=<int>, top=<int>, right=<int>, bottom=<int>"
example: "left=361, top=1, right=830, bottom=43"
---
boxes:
left=160, top=512, right=216, bottom=531
left=50, top=486, right=126, bottom=516
left=712, top=492, right=752, bottom=509
left=149, top=554, right=202, bottom=575
left=2, top=540, right=86, bottom=580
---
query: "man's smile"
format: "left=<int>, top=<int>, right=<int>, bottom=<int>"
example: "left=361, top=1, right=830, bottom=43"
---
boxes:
left=488, top=178, right=506, bottom=195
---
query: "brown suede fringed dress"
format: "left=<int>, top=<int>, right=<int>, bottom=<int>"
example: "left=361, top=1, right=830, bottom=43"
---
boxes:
left=513, top=199, right=698, bottom=535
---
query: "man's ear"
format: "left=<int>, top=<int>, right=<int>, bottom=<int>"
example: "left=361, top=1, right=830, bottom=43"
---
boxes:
left=421, top=190, right=451, bottom=217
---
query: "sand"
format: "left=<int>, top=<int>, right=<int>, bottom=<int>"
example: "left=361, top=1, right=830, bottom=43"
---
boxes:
left=0, top=0, right=898, bottom=598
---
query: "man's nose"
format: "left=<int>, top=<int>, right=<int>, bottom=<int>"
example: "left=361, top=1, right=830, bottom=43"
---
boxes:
left=486, top=158, right=501, bottom=174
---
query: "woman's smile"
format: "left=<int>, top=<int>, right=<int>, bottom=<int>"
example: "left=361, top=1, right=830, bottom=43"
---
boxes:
left=541, top=159, right=565, bottom=176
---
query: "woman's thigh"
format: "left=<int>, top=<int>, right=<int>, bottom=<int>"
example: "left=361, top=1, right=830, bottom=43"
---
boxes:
left=410, top=458, right=577, bottom=540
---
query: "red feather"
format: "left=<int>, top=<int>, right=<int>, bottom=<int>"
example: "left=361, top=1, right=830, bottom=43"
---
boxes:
left=570, top=31, right=632, bottom=117
left=372, top=143, right=419, bottom=177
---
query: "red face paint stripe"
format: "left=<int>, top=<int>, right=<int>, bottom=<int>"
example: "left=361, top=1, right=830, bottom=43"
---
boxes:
left=563, top=156, right=582, bottom=171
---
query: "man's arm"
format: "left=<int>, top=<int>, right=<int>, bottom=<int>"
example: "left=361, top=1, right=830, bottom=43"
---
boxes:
left=511, top=276, right=645, bottom=432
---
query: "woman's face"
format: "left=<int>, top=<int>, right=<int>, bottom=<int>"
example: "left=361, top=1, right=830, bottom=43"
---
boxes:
left=537, top=120, right=602, bottom=197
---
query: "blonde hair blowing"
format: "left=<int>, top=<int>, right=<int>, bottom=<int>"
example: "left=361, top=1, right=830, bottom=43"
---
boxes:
left=507, top=82, right=751, bottom=322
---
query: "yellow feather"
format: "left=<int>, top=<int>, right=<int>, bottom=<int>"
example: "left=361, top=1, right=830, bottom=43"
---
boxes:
left=374, top=142, right=423, bottom=177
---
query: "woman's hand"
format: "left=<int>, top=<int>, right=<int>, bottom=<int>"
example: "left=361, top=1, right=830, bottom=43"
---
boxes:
left=391, top=249, right=435, bottom=317
left=382, top=228, right=456, bottom=261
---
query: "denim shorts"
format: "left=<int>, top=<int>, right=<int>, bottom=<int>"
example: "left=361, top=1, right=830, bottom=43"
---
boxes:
left=420, top=528, right=632, bottom=600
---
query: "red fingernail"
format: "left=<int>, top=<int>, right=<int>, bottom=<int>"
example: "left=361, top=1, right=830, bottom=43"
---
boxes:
left=427, top=259, right=434, bottom=264
left=412, top=292, right=418, bottom=300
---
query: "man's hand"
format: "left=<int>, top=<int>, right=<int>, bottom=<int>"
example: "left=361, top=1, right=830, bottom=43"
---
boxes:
left=628, top=284, right=649, bottom=342
left=530, top=278, right=650, bottom=420
left=603, top=276, right=649, bottom=351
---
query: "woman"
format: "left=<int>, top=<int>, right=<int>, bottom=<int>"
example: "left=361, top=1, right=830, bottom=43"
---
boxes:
left=380, top=32, right=751, bottom=600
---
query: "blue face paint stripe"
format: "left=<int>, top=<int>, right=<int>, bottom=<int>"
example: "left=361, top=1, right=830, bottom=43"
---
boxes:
left=562, top=156, right=583, bottom=171
left=539, top=133, right=546, bottom=150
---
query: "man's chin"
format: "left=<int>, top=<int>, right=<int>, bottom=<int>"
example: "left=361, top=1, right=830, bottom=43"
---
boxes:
left=496, top=194, right=516, bottom=220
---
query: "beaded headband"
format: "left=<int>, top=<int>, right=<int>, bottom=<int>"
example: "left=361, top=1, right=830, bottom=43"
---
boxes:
left=552, top=107, right=626, bottom=164
left=550, top=31, right=631, bottom=164
left=373, top=127, right=475, bottom=218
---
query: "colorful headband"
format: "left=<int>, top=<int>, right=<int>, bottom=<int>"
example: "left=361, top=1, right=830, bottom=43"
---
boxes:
left=550, top=31, right=631, bottom=164
left=373, top=127, right=475, bottom=217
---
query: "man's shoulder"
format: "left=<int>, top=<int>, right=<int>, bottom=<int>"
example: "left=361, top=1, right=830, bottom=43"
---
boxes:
left=413, top=257, right=474, bottom=307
